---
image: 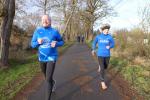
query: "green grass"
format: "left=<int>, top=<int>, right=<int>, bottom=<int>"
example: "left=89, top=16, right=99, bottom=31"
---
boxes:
left=110, top=57, right=150, bottom=100
left=0, top=55, right=39, bottom=100
left=0, top=42, right=73, bottom=100
left=86, top=41, right=150, bottom=100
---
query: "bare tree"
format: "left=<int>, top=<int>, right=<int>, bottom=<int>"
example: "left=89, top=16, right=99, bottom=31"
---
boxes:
left=79, top=0, right=113, bottom=39
left=49, top=0, right=78, bottom=41
left=0, top=0, right=15, bottom=67
left=52, top=0, right=114, bottom=41
left=31, top=0, right=60, bottom=14
left=62, top=0, right=76, bottom=34
left=139, top=4, right=150, bottom=34
left=14, top=0, right=28, bottom=25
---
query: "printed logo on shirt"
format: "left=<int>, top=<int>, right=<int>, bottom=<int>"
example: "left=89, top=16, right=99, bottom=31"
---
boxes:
left=99, top=39, right=109, bottom=43
left=40, top=37, right=51, bottom=48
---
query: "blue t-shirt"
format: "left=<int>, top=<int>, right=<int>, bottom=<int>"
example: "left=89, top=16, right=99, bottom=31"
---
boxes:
left=31, top=26, right=64, bottom=62
left=92, top=33, right=115, bottom=57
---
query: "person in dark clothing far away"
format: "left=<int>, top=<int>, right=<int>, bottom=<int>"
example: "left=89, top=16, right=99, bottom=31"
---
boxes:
left=81, top=35, right=85, bottom=43
left=77, top=35, right=81, bottom=43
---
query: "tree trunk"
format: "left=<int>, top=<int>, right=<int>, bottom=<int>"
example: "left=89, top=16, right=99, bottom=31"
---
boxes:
left=62, top=8, right=75, bottom=34
left=0, top=0, right=15, bottom=67
left=0, top=0, right=6, bottom=62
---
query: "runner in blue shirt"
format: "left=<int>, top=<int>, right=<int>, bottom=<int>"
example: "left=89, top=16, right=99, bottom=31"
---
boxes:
left=92, top=24, right=115, bottom=90
left=31, top=14, right=64, bottom=100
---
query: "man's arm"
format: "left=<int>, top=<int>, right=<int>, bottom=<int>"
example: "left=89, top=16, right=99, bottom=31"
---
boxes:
left=55, top=31, right=64, bottom=47
left=31, top=29, right=39, bottom=48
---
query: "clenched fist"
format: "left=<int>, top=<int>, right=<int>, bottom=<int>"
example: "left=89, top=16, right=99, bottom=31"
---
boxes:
left=38, top=38, right=43, bottom=44
left=51, top=41, right=57, bottom=48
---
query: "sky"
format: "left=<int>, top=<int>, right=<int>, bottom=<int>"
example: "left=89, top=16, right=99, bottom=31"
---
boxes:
left=22, top=0, right=150, bottom=32
left=94, top=0, right=150, bottom=31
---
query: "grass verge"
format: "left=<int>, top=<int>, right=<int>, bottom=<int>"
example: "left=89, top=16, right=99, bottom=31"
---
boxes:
left=86, top=41, right=150, bottom=100
left=0, top=42, right=73, bottom=100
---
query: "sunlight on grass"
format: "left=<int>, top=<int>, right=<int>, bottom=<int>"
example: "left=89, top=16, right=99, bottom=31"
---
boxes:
left=0, top=42, right=73, bottom=100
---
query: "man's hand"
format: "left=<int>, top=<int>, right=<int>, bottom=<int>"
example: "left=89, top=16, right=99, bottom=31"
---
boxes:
left=38, top=38, right=43, bottom=44
left=106, top=46, right=110, bottom=49
left=51, top=41, right=57, bottom=48
left=91, top=50, right=95, bottom=56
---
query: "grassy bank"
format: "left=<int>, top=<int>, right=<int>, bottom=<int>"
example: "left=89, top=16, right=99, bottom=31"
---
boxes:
left=86, top=41, right=150, bottom=100
left=110, top=56, right=150, bottom=100
left=0, top=42, right=73, bottom=100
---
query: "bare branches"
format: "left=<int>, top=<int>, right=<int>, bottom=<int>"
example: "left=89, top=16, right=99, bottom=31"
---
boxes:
left=139, top=4, right=150, bottom=33
left=30, top=0, right=60, bottom=14
left=8, top=0, right=114, bottom=41
left=62, top=5, right=76, bottom=34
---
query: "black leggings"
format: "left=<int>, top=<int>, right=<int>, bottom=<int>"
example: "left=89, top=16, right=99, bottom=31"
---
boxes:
left=98, top=56, right=110, bottom=82
left=40, top=61, right=56, bottom=100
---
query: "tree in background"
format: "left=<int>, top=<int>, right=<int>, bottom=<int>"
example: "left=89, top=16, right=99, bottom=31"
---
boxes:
left=55, top=0, right=114, bottom=41
left=30, top=0, right=60, bottom=14
left=0, top=0, right=15, bottom=67
left=139, top=4, right=150, bottom=34
left=12, top=0, right=114, bottom=42
left=80, top=0, right=114, bottom=40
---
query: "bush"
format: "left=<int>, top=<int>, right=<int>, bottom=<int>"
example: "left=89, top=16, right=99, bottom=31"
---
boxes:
left=114, top=28, right=150, bottom=60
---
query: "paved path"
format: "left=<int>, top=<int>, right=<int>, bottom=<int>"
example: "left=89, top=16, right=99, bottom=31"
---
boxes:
left=28, top=43, right=121, bottom=100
